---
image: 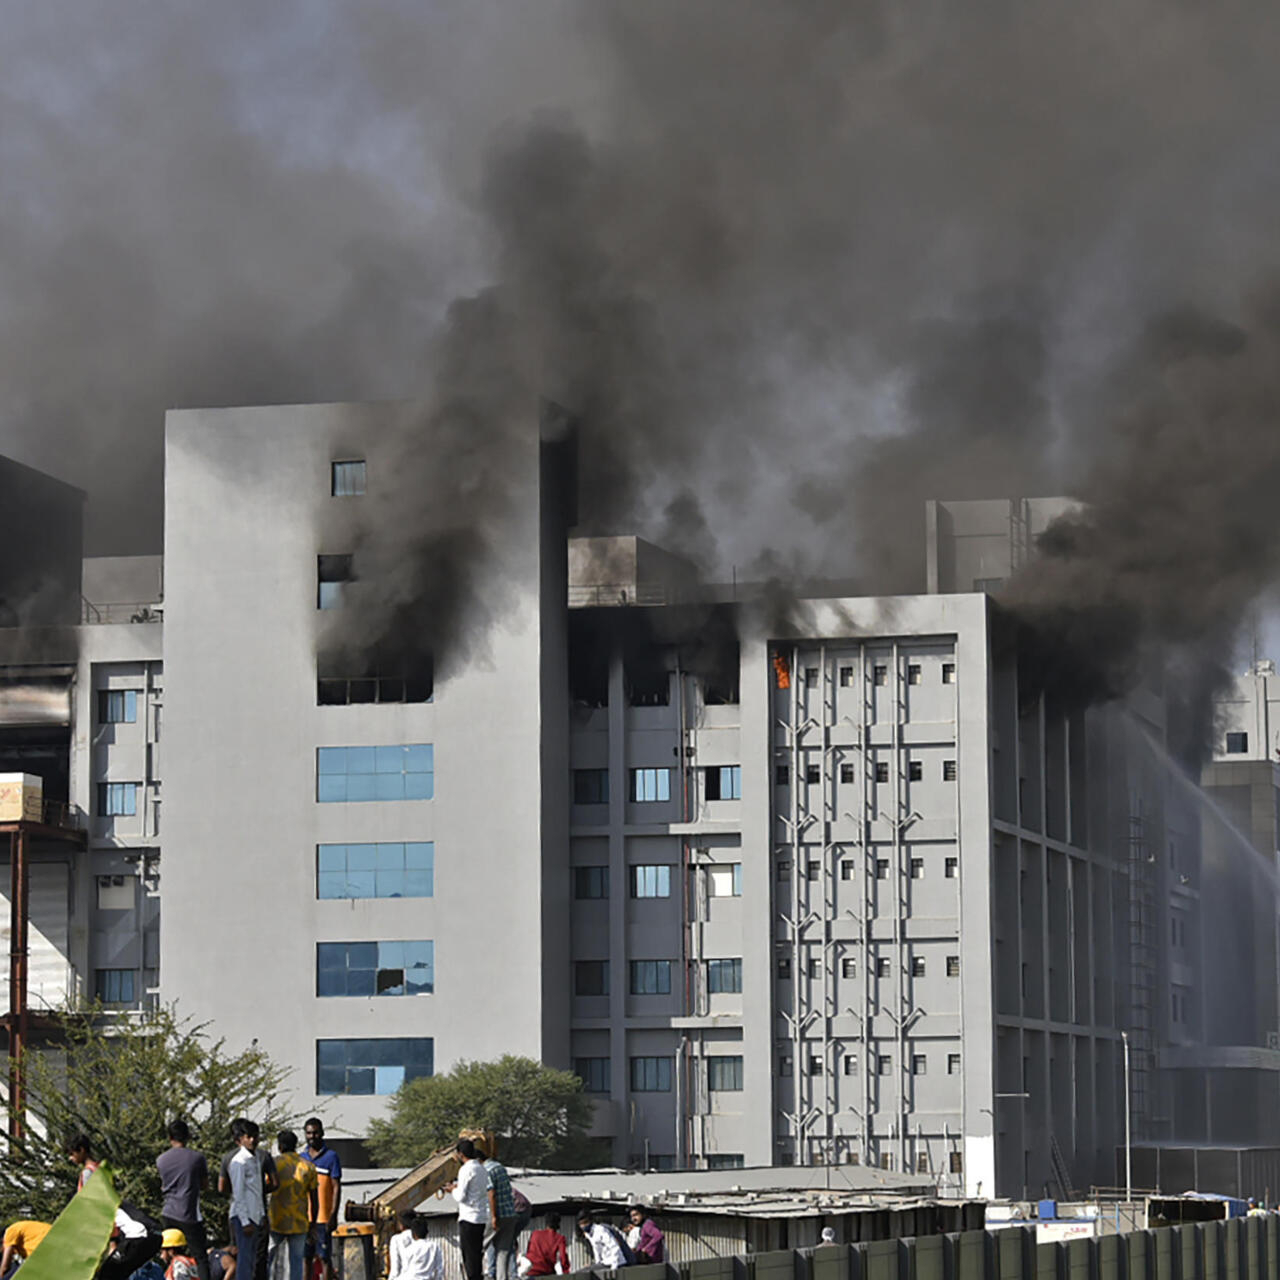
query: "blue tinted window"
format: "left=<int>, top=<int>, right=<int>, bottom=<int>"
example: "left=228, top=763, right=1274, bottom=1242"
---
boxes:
left=316, top=745, right=434, bottom=802
left=629, top=768, right=671, bottom=803
left=316, top=1037, right=432, bottom=1095
left=630, top=1056, right=672, bottom=1091
left=630, top=865, right=672, bottom=898
left=707, top=958, right=743, bottom=993
left=98, top=690, right=138, bottom=724
left=317, top=843, right=434, bottom=898
left=574, top=1057, right=611, bottom=1093
left=629, top=960, right=672, bottom=995
left=708, top=1056, right=744, bottom=1091
left=95, top=968, right=135, bottom=1003
left=316, top=940, right=434, bottom=997
left=332, top=460, right=366, bottom=496
left=98, top=782, right=138, bottom=816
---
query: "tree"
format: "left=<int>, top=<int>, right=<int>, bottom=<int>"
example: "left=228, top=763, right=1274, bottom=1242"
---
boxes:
left=366, top=1055, right=595, bottom=1169
left=0, top=1004, right=293, bottom=1229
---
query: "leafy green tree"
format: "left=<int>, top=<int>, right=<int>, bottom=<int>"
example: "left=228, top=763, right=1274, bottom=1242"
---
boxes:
left=366, top=1055, right=595, bottom=1168
left=0, top=1005, right=293, bottom=1231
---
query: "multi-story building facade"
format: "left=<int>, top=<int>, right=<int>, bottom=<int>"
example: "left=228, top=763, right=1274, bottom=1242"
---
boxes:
left=0, top=424, right=1261, bottom=1197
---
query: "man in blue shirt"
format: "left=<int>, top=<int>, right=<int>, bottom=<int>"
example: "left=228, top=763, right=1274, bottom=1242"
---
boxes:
left=302, top=1119, right=343, bottom=1280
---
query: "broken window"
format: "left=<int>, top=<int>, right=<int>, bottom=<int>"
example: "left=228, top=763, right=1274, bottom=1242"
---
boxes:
left=317, top=554, right=354, bottom=609
left=704, top=765, right=742, bottom=800
left=572, top=769, right=609, bottom=805
left=317, top=650, right=432, bottom=705
left=316, top=940, right=433, bottom=997
left=625, top=651, right=670, bottom=706
left=1225, top=731, right=1249, bottom=754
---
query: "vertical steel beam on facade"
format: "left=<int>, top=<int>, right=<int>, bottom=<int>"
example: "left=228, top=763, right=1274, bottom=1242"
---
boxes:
left=789, top=643, right=804, bottom=1163
left=861, top=641, right=874, bottom=1166
left=892, top=640, right=909, bottom=1172
left=7, top=826, right=29, bottom=1139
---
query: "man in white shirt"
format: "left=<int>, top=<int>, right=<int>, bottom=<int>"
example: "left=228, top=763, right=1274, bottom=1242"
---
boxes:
left=447, top=1139, right=490, bottom=1280
left=218, top=1120, right=278, bottom=1280
left=398, top=1217, right=444, bottom=1280
left=388, top=1210, right=417, bottom=1280
left=576, top=1213, right=627, bottom=1270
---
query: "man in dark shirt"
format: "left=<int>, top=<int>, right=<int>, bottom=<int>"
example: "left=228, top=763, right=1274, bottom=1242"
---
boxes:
left=157, top=1120, right=211, bottom=1280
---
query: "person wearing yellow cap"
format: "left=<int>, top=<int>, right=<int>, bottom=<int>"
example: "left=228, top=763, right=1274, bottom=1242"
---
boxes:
left=1, top=1220, right=51, bottom=1276
left=161, top=1227, right=201, bottom=1280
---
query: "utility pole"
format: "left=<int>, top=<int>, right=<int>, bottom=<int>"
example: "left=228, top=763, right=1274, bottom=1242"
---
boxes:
left=1122, top=1031, right=1132, bottom=1204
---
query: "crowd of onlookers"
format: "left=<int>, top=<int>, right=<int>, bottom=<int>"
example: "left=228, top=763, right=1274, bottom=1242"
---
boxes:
left=1, top=1116, right=344, bottom=1280
left=435, top=1138, right=665, bottom=1280
left=2, top=1126, right=667, bottom=1280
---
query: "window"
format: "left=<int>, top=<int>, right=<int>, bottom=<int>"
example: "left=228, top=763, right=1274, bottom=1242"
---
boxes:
left=776, top=859, right=792, bottom=880
left=575, top=1057, right=611, bottom=1093
left=317, top=745, right=433, bottom=802
left=973, top=577, right=1004, bottom=592
left=1172, top=990, right=1185, bottom=1022
left=707, top=1154, right=745, bottom=1170
left=709, top=864, right=742, bottom=897
left=943, top=760, right=957, bottom=782
left=907, top=664, right=922, bottom=685
left=804, top=667, right=818, bottom=685
left=806, top=764, right=820, bottom=784
left=880, top=1153, right=893, bottom=1170
left=807, top=861, right=820, bottom=881
left=840, top=861, right=855, bottom=880
left=876, top=957, right=891, bottom=977
left=95, top=969, right=135, bottom=1004
left=317, top=941, right=433, bottom=997
left=317, top=842, right=434, bottom=899
left=841, top=957, right=857, bottom=978
left=945, top=857, right=958, bottom=878
left=574, top=866, right=609, bottom=899
left=96, top=876, right=132, bottom=911
left=912, top=1054, right=927, bottom=1075
left=911, top=956, right=926, bottom=977
left=910, top=858, right=924, bottom=879
left=331, top=459, right=367, bottom=496
left=707, top=958, right=743, bottom=993
left=575, top=961, right=609, bottom=996
left=873, top=665, right=888, bottom=686
left=780, top=1055, right=793, bottom=1076
left=317, top=653, right=433, bottom=705
left=630, top=1057, right=673, bottom=1091
left=916, top=1153, right=930, bottom=1173
left=704, top=765, right=742, bottom=800
left=630, top=960, right=672, bottom=995
left=631, top=865, right=672, bottom=898
left=1226, top=731, right=1249, bottom=754
left=950, top=1152, right=963, bottom=1174
left=573, top=768, right=609, bottom=804
left=875, top=859, right=889, bottom=880
left=316, top=1037, right=432, bottom=1095
left=942, top=663, right=956, bottom=684
left=840, top=763, right=855, bottom=784
left=908, top=761, right=923, bottom=781
left=840, top=666, right=854, bottom=687
left=630, top=768, right=671, bottom=803
left=98, top=690, right=138, bottom=724
left=948, top=1053, right=961, bottom=1075
left=777, top=957, right=792, bottom=979
left=317, top=554, right=354, bottom=609
left=775, top=764, right=790, bottom=785
left=808, top=958, right=821, bottom=979
left=875, top=762, right=889, bottom=783
left=878, top=1055, right=892, bottom=1075
left=946, top=955, right=960, bottom=977
left=808, top=1056, right=823, bottom=1076
left=98, top=782, right=138, bottom=817
left=708, top=1057, right=744, bottom=1091
left=843, top=1055, right=858, bottom=1076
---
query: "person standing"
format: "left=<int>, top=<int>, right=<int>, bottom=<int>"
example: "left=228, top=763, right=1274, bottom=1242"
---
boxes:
left=267, top=1130, right=316, bottom=1280
left=481, top=1146, right=519, bottom=1280
left=301, top=1118, right=342, bottom=1280
left=388, top=1211, right=417, bottom=1280
left=158, top=1120, right=211, bottom=1280
left=68, top=1133, right=100, bottom=1189
left=218, top=1119, right=277, bottom=1280
left=447, top=1139, right=490, bottom=1280
left=523, top=1214, right=570, bottom=1278
left=626, top=1208, right=664, bottom=1264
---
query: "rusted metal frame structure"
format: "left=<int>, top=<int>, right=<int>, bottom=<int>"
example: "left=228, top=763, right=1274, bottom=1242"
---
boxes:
left=1, top=812, right=86, bottom=1139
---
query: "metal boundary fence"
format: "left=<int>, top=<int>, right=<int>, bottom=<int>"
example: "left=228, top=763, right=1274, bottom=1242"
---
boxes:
left=558, top=1218, right=1280, bottom=1280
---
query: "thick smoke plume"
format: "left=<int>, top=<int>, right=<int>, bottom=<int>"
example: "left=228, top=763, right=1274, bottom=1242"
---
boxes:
left=7, top=2, right=1280, bottom=698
